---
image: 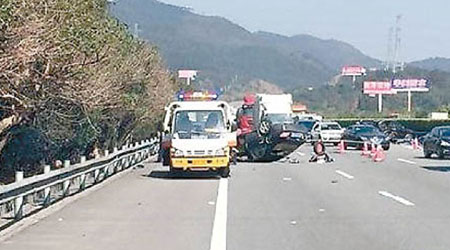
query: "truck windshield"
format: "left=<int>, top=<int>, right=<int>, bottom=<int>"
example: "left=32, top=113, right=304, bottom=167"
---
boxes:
left=174, top=110, right=226, bottom=139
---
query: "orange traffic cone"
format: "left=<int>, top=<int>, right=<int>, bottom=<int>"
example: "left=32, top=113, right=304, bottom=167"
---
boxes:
left=370, top=143, right=377, bottom=157
left=337, top=140, right=345, bottom=154
left=412, top=138, right=420, bottom=150
left=373, top=145, right=386, bottom=162
left=361, top=142, right=369, bottom=156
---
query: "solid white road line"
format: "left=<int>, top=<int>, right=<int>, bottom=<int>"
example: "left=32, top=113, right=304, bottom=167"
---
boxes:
left=397, top=158, right=417, bottom=165
left=378, top=191, right=415, bottom=206
left=335, top=170, right=354, bottom=180
left=210, top=178, right=228, bottom=250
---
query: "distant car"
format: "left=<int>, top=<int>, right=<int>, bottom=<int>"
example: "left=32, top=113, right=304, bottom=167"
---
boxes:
left=342, top=125, right=390, bottom=150
left=311, top=121, right=344, bottom=145
left=377, top=120, right=417, bottom=143
left=422, top=126, right=450, bottom=159
left=297, top=120, right=317, bottom=141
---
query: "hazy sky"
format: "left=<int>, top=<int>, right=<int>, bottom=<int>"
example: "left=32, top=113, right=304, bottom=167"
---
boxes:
left=161, top=0, right=449, bottom=62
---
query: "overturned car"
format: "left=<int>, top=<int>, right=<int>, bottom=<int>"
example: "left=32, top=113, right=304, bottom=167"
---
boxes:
left=237, top=94, right=306, bottom=161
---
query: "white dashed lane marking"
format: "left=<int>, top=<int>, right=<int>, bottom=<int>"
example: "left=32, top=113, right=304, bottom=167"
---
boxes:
left=335, top=170, right=354, bottom=180
left=378, top=191, right=415, bottom=206
left=397, top=158, right=417, bottom=165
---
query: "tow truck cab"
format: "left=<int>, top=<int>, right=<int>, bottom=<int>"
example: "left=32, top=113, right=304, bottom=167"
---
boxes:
left=161, top=92, right=236, bottom=177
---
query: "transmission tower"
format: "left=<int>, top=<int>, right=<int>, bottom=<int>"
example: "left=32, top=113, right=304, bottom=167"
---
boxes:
left=385, top=27, right=394, bottom=71
left=392, top=15, right=403, bottom=73
left=385, top=15, right=404, bottom=73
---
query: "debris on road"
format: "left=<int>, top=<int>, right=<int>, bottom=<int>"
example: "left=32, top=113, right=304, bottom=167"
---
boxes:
left=290, top=220, right=297, bottom=225
left=288, top=158, right=300, bottom=164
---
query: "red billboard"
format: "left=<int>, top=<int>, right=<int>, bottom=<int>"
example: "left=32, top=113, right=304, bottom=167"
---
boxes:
left=391, top=79, right=429, bottom=92
left=178, top=70, right=198, bottom=79
left=342, top=65, right=366, bottom=76
left=363, top=81, right=396, bottom=95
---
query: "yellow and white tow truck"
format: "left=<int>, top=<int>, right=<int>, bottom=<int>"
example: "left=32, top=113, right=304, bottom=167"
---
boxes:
left=160, top=91, right=236, bottom=177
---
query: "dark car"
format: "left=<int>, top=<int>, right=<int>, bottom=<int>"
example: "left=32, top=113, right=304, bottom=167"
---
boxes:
left=422, top=126, right=450, bottom=159
left=244, top=114, right=306, bottom=161
left=377, top=120, right=417, bottom=143
left=342, top=125, right=390, bottom=150
left=297, top=119, right=317, bottom=142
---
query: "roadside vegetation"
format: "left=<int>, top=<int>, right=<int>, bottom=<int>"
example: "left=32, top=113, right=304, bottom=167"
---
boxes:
left=0, top=0, right=175, bottom=183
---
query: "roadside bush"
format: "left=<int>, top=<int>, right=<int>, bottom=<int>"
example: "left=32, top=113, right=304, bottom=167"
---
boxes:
left=0, top=0, right=175, bottom=183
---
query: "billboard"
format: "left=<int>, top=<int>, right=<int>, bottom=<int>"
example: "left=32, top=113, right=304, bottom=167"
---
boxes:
left=342, top=65, right=367, bottom=76
left=178, top=70, right=198, bottom=79
left=363, top=81, right=396, bottom=95
left=391, top=79, right=429, bottom=92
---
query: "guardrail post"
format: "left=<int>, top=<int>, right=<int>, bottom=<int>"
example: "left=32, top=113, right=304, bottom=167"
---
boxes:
left=14, top=171, right=24, bottom=220
left=104, top=150, right=110, bottom=176
left=43, top=165, right=51, bottom=206
left=94, top=167, right=100, bottom=183
left=63, top=160, right=71, bottom=196
left=79, top=156, right=86, bottom=190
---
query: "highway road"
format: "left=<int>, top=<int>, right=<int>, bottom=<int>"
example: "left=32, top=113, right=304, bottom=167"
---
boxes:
left=1, top=144, right=450, bottom=250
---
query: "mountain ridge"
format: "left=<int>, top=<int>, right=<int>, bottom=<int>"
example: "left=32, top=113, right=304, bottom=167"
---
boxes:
left=111, top=0, right=380, bottom=89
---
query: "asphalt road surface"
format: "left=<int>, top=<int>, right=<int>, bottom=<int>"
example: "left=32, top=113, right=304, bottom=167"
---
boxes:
left=1, top=144, right=450, bottom=250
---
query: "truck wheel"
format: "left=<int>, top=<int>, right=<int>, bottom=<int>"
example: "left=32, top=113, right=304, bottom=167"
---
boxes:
left=170, top=166, right=182, bottom=176
left=220, top=167, right=230, bottom=178
left=162, top=150, right=170, bottom=166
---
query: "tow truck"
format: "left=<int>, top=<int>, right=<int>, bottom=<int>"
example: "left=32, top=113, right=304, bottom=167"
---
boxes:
left=160, top=91, right=236, bottom=177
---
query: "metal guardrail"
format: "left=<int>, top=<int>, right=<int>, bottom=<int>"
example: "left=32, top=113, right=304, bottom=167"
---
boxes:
left=0, top=138, right=159, bottom=225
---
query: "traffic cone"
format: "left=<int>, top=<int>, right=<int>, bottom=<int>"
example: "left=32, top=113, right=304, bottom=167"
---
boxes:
left=370, top=143, right=377, bottom=157
left=337, top=140, right=345, bottom=154
left=373, top=145, right=386, bottom=162
left=361, top=142, right=369, bottom=156
left=412, top=137, right=420, bottom=150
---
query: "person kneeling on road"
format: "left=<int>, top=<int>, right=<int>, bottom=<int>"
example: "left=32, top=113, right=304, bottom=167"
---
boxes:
left=309, top=139, right=334, bottom=163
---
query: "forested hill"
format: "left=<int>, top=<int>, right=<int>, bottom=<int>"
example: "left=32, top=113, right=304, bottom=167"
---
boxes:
left=410, top=57, right=450, bottom=73
left=110, top=0, right=380, bottom=89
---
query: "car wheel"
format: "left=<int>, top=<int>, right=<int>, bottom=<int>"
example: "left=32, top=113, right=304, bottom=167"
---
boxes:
left=438, top=147, right=445, bottom=159
left=382, top=145, right=390, bottom=151
left=424, top=148, right=432, bottom=158
left=405, top=133, right=414, bottom=141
